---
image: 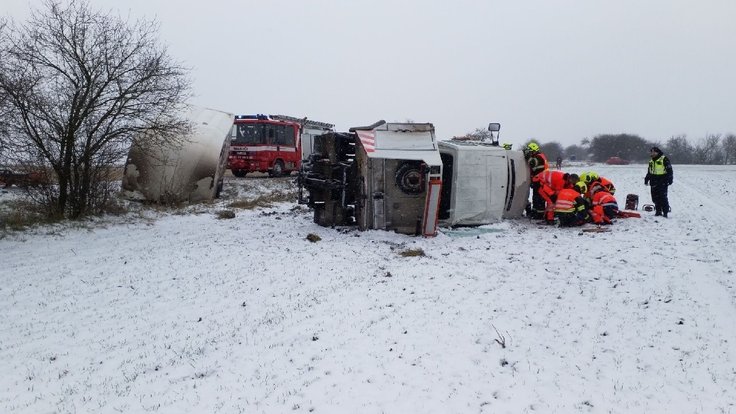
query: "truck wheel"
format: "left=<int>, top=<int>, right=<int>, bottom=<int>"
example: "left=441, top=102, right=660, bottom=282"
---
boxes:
left=395, top=161, right=425, bottom=195
left=232, top=169, right=247, bottom=178
left=270, top=161, right=284, bottom=178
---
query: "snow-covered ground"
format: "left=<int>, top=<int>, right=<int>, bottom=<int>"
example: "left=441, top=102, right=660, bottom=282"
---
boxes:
left=1, top=164, right=735, bottom=414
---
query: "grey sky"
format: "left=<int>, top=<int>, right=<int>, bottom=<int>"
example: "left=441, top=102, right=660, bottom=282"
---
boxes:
left=4, top=0, right=736, bottom=147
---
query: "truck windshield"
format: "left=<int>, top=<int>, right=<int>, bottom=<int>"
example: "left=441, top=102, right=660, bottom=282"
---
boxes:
left=232, top=123, right=264, bottom=145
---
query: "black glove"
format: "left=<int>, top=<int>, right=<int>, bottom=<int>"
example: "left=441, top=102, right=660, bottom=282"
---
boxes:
left=667, top=180, right=673, bottom=186
left=644, top=178, right=649, bottom=185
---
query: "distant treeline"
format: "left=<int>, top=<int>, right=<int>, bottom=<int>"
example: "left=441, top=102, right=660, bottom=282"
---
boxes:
left=530, top=133, right=736, bottom=165
left=460, top=129, right=736, bottom=164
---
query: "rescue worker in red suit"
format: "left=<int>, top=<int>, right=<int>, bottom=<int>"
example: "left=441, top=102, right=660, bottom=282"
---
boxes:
left=523, top=142, right=549, bottom=219
left=644, top=146, right=673, bottom=217
left=554, top=181, right=589, bottom=226
left=598, top=176, right=615, bottom=195
left=581, top=171, right=616, bottom=197
left=532, top=169, right=568, bottom=223
left=590, top=186, right=619, bottom=225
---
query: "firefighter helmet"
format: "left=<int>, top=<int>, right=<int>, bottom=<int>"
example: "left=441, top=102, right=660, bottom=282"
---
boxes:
left=527, top=143, right=540, bottom=152
left=574, top=181, right=587, bottom=195
left=581, top=171, right=599, bottom=184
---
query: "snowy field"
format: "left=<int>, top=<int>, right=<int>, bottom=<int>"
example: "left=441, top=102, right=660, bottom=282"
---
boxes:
left=1, top=163, right=735, bottom=414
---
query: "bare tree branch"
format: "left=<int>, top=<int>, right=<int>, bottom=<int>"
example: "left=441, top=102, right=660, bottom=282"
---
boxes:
left=0, top=0, right=191, bottom=217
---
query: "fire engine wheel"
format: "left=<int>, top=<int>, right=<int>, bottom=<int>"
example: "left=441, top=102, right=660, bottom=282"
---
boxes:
left=270, top=161, right=285, bottom=178
left=232, top=169, right=247, bottom=178
left=395, top=161, right=425, bottom=195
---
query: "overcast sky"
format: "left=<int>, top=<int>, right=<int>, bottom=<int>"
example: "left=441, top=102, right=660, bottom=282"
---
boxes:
left=4, top=0, right=736, bottom=147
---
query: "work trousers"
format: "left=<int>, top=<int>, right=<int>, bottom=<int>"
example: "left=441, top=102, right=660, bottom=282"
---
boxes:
left=650, top=182, right=670, bottom=215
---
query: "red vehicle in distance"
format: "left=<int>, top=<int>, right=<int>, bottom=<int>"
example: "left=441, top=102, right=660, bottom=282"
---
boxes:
left=228, top=115, right=301, bottom=177
left=605, top=156, right=630, bottom=165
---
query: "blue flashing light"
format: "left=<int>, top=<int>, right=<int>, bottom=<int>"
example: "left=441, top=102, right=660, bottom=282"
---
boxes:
left=234, top=114, right=270, bottom=120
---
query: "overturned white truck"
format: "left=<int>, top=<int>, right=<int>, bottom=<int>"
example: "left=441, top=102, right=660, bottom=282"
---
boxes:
left=438, top=139, right=530, bottom=226
left=299, top=121, right=443, bottom=236
left=298, top=121, right=530, bottom=236
left=122, top=106, right=233, bottom=203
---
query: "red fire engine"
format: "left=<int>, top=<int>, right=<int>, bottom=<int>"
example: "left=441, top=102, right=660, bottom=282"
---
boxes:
left=228, top=115, right=302, bottom=177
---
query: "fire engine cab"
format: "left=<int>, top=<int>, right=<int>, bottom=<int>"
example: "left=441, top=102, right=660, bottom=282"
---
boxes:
left=228, top=114, right=334, bottom=177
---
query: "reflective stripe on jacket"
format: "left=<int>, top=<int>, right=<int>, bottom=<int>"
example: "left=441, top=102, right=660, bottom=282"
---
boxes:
left=534, top=170, right=566, bottom=192
left=649, top=156, right=667, bottom=175
left=554, top=188, right=586, bottom=214
left=592, top=191, right=618, bottom=210
left=529, top=153, right=549, bottom=175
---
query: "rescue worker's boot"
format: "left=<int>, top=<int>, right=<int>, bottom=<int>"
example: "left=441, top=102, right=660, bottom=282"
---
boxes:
left=530, top=210, right=545, bottom=220
left=545, top=211, right=555, bottom=225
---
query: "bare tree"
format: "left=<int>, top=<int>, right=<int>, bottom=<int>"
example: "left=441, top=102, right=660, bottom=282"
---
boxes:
left=0, top=0, right=191, bottom=218
left=692, top=134, right=722, bottom=165
left=563, top=144, right=587, bottom=161
left=521, top=139, right=563, bottom=161
left=588, top=134, right=650, bottom=162
left=0, top=17, right=9, bottom=158
left=664, top=134, right=694, bottom=164
left=722, top=134, right=736, bottom=165
left=539, top=141, right=563, bottom=161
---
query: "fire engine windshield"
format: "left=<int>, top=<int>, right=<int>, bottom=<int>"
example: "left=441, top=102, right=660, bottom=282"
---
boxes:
left=231, top=122, right=297, bottom=146
left=232, top=123, right=264, bottom=145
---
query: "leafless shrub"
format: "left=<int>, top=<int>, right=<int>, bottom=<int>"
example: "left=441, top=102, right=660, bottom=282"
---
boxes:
left=227, top=191, right=294, bottom=210
left=0, top=198, right=57, bottom=232
left=399, top=248, right=425, bottom=257
left=493, top=324, right=509, bottom=349
left=216, top=210, right=235, bottom=220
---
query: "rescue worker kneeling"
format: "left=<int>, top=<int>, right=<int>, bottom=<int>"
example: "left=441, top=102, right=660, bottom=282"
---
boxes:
left=554, top=183, right=589, bottom=227
left=581, top=171, right=616, bottom=196
left=590, top=186, right=619, bottom=225
left=533, top=169, right=568, bottom=223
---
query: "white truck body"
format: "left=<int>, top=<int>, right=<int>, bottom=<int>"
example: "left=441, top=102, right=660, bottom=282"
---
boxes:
left=122, top=105, right=233, bottom=203
left=437, top=140, right=530, bottom=226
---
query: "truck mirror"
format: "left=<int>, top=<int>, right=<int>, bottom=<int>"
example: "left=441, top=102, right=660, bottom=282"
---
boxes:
left=488, top=123, right=501, bottom=132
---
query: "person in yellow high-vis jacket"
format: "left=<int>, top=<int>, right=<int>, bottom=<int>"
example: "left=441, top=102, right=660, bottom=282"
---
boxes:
left=644, top=146, right=674, bottom=217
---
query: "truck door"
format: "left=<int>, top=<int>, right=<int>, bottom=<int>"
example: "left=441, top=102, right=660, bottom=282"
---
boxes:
left=274, top=124, right=298, bottom=172
left=486, top=154, right=508, bottom=216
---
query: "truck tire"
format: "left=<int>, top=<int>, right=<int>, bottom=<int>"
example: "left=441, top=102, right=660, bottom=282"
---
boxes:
left=395, top=161, right=425, bottom=195
left=232, top=169, right=247, bottom=178
left=270, top=160, right=285, bottom=178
